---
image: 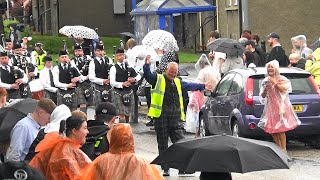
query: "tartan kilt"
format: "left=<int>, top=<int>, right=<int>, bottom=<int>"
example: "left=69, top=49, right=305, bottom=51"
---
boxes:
left=44, top=90, right=57, bottom=104
left=78, top=80, right=94, bottom=106
left=112, top=89, right=134, bottom=116
left=57, top=88, right=78, bottom=108
left=93, top=84, right=112, bottom=107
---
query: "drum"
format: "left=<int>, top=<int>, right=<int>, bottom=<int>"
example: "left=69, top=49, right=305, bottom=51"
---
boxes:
left=29, top=79, right=45, bottom=100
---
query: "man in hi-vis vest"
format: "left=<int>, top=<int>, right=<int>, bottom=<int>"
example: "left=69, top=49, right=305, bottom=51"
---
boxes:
left=143, top=57, right=212, bottom=176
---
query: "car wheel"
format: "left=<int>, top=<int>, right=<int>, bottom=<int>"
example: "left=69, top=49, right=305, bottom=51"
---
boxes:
left=310, top=136, right=320, bottom=149
left=232, top=120, right=242, bottom=137
left=199, top=115, right=209, bottom=137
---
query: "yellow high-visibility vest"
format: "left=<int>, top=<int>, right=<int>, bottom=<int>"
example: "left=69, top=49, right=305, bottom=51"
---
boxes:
left=148, top=74, right=185, bottom=121
left=34, top=51, right=46, bottom=71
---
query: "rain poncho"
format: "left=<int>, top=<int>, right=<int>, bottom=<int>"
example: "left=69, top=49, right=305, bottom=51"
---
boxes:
left=258, top=60, right=301, bottom=134
left=305, top=48, right=320, bottom=86
left=185, top=91, right=204, bottom=133
left=29, top=132, right=91, bottom=180
left=79, top=123, right=163, bottom=180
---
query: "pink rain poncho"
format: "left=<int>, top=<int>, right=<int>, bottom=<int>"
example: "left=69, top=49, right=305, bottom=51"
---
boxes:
left=258, top=60, right=301, bottom=134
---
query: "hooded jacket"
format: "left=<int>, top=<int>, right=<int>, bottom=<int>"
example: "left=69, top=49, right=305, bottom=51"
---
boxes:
left=79, top=123, right=164, bottom=180
left=305, top=48, right=320, bottom=86
left=29, top=133, right=91, bottom=180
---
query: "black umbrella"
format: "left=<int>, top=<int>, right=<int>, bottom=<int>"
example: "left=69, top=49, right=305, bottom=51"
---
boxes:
left=120, top=32, right=136, bottom=39
left=207, top=38, right=244, bottom=57
left=0, top=99, right=38, bottom=143
left=152, top=134, right=291, bottom=173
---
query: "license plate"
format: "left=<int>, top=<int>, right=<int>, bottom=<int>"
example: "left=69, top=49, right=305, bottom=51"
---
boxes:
left=292, top=105, right=303, bottom=112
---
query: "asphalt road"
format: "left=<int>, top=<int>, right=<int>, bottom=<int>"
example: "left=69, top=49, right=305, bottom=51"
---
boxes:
left=132, top=64, right=320, bottom=180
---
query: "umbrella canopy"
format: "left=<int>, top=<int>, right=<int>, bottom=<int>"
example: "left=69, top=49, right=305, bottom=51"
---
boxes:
left=120, top=32, right=136, bottom=39
left=142, top=30, right=179, bottom=52
left=152, top=134, right=291, bottom=173
left=207, top=38, right=244, bottom=57
left=126, top=45, right=159, bottom=73
left=59, top=25, right=99, bottom=40
left=0, top=99, right=38, bottom=143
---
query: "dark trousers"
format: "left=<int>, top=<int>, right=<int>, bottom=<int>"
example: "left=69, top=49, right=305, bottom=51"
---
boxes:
left=154, top=104, right=185, bottom=170
left=145, top=87, right=151, bottom=108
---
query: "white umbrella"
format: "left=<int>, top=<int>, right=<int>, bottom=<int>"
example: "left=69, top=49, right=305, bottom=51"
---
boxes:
left=142, top=30, right=179, bottom=52
left=126, top=45, right=158, bottom=73
left=59, top=25, right=99, bottom=40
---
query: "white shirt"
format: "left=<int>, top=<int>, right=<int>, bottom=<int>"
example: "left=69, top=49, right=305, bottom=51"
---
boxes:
left=0, top=64, right=28, bottom=89
left=39, top=67, right=58, bottom=93
left=110, top=62, right=141, bottom=89
left=88, top=57, right=113, bottom=85
left=70, top=55, right=92, bottom=81
left=52, top=62, right=85, bottom=90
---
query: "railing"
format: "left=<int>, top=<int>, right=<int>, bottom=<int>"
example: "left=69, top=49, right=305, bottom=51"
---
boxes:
left=193, top=15, right=215, bottom=54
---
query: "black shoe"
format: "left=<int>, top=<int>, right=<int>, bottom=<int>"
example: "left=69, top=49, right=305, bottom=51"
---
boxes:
left=163, top=169, right=170, bottom=176
left=146, top=120, right=154, bottom=127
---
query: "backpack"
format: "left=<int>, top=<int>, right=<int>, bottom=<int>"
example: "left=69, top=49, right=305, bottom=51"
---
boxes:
left=80, top=124, right=109, bottom=160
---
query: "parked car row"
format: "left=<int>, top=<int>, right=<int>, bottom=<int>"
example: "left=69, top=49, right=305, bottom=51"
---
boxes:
left=199, top=67, right=320, bottom=147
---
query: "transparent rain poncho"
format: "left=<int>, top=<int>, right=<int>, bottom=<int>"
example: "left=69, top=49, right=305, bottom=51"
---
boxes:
left=258, top=60, right=301, bottom=134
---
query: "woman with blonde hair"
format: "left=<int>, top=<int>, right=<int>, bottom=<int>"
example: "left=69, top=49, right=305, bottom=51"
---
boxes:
left=258, top=60, right=301, bottom=151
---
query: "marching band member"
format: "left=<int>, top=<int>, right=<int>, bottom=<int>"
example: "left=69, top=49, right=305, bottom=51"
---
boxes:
left=0, top=51, right=28, bottom=100
left=39, top=56, right=58, bottom=104
left=88, top=42, right=113, bottom=107
left=110, top=48, right=141, bottom=123
left=70, top=44, right=93, bottom=114
left=52, top=50, right=84, bottom=111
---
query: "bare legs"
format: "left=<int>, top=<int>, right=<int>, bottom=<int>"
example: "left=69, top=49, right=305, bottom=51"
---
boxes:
left=271, top=133, right=287, bottom=152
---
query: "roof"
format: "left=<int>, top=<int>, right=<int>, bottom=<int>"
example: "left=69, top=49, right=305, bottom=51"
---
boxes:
left=130, top=0, right=216, bottom=16
left=230, top=67, right=311, bottom=77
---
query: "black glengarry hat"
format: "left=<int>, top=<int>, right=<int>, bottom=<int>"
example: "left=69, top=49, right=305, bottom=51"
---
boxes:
left=59, top=50, right=68, bottom=56
left=43, top=56, right=53, bottom=62
left=74, top=43, right=82, bottom=50
left=115, top=48, right=125, bottom=54
left=0, top=51, right=8, bottom=57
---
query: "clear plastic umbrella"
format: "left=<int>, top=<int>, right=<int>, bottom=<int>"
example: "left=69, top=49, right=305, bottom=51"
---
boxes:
left=59, top=25, right=99, bottom=40
left=142, top=30, right=179, bottom=52
left=126, top=45, right=158, bottom=73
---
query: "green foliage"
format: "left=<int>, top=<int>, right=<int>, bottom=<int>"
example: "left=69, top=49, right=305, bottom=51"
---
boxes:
left=3, top=19, right=19, bottom=35
left=26, top=35, right=200, bottom=63
left=28, top=35, right=121, bottom=57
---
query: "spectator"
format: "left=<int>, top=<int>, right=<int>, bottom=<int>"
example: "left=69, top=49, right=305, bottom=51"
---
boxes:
left=288, top=53, right=306, bottom=70
left=24, top=104, right=72, bottom=162
left=81, top=102, right=118, bottom=160
left=241, top=31, right=252, bottom=40
left=243, top=50, right=255, bottom=68
left=291, top=35, right=313, bottom=60
left=244, top=40, right=264, bottom=66
left=305, top=48, right=320, bottom=88
left=72, top=110, right=88, bottom=120
left=207, top=31, right=221, bottom=63
left=79, top=123, right=164, bottom=180
left=0, top=87, right=7, bottom=108
left=29, top=116, right=91, bottom=179
left=266, top=32, right=289, bottom=67
left=6, top=98, right=56, bottom=161
left=258, top=60, right=301, bottom=151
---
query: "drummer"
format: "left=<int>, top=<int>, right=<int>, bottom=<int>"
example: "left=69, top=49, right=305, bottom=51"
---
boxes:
left=70, top=44, right=93, bottom=114
left=39, top=56, right=57, bottom=104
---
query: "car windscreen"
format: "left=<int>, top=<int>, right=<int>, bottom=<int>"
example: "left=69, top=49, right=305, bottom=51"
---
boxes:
left=252, top=74, right=317, bottom=96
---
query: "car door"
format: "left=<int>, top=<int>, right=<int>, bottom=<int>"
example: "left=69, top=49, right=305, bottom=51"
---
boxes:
left=208, top=73, right=235, bottom=134
left=220, top=73, right=243, bottom=133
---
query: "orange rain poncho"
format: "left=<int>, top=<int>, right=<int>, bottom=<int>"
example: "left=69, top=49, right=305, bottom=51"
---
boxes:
left=79, top=123, right=164, bottom=180
left=29, top=132, right=91, bottom=180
